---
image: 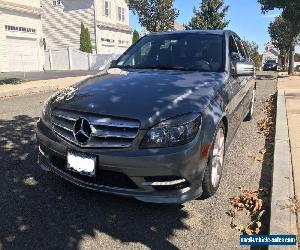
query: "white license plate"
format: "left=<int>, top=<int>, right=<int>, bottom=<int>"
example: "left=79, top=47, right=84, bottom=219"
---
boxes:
left=67, top=152, right=96, bottom=177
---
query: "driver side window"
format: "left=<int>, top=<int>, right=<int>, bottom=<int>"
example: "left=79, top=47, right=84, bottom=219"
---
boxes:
left=234, top=36, right=247, bottom=60
left=229, top=35, right=240, bottom=61
left=229, top=36, right=240, bottom=61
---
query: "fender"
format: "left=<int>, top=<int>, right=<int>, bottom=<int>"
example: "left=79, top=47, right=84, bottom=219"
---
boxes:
left=199, top=92, right=226, bottom=160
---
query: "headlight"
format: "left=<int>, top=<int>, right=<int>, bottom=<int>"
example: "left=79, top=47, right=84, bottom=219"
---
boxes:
left=141, top=113, right=201, bottom=148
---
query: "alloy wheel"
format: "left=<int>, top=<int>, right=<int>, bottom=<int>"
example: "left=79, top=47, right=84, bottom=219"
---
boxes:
left=211, top=128, right=225, bottom=187
left=250, top=89, right=256, bottom=117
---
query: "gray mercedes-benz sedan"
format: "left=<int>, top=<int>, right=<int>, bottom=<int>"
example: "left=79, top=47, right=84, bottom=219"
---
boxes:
left=36, top=30, right=256, bottom=204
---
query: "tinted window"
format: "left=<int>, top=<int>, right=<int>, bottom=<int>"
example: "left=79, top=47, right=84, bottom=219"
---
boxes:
left=241, top=40, right=250, bottom=58
left=234, top=36, right=247, bottom=59
left=116, top=33, right=224, bottom=72
left=229, top=35, right=239, bottom=61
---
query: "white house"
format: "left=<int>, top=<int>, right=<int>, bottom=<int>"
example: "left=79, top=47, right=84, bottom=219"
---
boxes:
left=0, top=0, right=44, bottom=72
left=41, top=0, right=132, bottom=55
left=262, top=42, right=280, bottom=64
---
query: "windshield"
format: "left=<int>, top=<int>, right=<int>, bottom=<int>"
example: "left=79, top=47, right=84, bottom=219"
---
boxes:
left=115, top=33, right=224, bottom=72
left=266, top=60, right=277, bottom=64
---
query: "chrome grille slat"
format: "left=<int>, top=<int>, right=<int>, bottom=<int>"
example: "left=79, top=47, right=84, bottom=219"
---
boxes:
left=91, top=119, right=140, bottom=129
left=53, top=122, right=73, bottom=133
left=53, top=126, right=76, bottom=143
left=52, top=113, right=77, bottom=122
left=91, top=126, right=137, bottom=139
left=51, top=108, right=140, bottom=148
left=53, top=109, right=140, bottom=128
left=52, top=117, right=74, bottom=131
left=88, top=138, right=132, bottom=148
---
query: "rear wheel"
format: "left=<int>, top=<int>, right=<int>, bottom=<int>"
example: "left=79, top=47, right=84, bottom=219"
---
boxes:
left=202, top=123, right=225, bottom=198
left=244, top=88, right=255, bottom=121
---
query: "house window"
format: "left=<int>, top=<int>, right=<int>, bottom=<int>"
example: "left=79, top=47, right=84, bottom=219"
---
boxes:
left=104, top=0, right=110, bottom=17
left=118, top=7, right=125, bottom=22
left=101, top=38, right=114, bottom=43
left=5, top=25, right=36, bottom=33
left=118, top=39, right=129, bottom=45
left=53, top=0, right=61, bottom=6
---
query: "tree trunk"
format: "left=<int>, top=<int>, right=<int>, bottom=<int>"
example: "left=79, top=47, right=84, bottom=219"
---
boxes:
left=288, top=38, right=296, bottom=75
left=280, top=55, right=285, bottom=70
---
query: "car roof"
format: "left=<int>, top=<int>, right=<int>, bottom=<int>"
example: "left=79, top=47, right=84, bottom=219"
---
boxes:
left=146, top=30, right=232, bottom=36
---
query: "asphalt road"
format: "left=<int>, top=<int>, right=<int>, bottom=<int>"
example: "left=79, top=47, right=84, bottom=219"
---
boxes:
left=0, top=72, right=277, bottom=250
left=0, top=70, right=99, bottom=81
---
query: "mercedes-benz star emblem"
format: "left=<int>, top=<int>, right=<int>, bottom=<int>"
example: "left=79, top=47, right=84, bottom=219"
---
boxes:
left=73, top=118, right=92, bottom=144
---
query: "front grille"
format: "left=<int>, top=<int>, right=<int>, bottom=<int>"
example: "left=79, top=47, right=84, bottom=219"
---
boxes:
left=51, top=108, right=140, bottom=148
left=51, top=156, right=138, bottom=189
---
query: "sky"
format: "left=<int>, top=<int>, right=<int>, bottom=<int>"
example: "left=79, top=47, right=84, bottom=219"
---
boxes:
left=129, top=0, right=300, bottom=53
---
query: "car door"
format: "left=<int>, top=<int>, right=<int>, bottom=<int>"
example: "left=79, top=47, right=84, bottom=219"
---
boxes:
left=226, top=35, right=251, bottom=141
left=234, top=35, right=255, bottom=119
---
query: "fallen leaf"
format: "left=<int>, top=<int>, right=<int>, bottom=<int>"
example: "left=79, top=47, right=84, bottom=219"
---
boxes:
left=255, top=156, right=262, bottom=162
left=245, top=228, right=253, bottom=235
left=256, top=221, right=262, bottom=228
left=259, top=148, right=267, bottom=155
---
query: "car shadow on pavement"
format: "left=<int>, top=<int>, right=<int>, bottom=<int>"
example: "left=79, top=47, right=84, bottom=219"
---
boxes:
left=256, top=73, right=277, bottom=81
left=0, top=115, right=189, bottom=250
left=249, top=86, right=277, bottom=250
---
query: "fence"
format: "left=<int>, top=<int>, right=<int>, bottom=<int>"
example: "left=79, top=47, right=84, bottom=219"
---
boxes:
left=44, top=48, right=120, bottom=71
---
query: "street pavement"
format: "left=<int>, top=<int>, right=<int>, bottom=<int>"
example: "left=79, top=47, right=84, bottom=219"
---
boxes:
left=0, top=70, right=99, bottom=81
left=0, top=72, right=276, bottom=250
left=0, top=75, right=92, bottom=99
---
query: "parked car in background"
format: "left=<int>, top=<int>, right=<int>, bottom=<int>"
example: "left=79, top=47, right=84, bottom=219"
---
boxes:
left=36, top=30, right=256, bottom=204
left=263, top=59, right=278, bottom=71
left=295, top=65, right=300, bottom=72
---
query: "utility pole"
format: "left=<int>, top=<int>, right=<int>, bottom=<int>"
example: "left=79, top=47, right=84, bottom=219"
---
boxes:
left=93, top=0, right=98, bottom=54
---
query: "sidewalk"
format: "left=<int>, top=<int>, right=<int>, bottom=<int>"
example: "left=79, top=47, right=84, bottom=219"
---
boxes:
left=276, top=75, right=300, bottom=244
left=0, top=75, right=92, bottom=98
left=278, top=75, right=300, bottom=200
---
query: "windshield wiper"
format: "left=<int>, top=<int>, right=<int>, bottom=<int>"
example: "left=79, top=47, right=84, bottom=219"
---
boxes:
left=113, top=65, right=203, bottom=72
left=137, top=66, right=193, bottom=71
left=112, top=65, right=135, bottom=69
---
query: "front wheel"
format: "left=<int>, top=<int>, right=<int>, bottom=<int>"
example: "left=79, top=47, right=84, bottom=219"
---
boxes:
left=202, top=123, right=225, bottom=198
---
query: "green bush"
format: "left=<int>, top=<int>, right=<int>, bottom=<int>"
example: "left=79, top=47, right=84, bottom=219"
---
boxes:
left=80, top=22, right=93, bottom=53
left=0, top=78, right=24, bottom=85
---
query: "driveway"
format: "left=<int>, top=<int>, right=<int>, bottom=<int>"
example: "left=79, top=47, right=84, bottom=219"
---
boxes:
left=0, top=70, right=99, bottom=81
left=0, top=72, right=276, bottom=250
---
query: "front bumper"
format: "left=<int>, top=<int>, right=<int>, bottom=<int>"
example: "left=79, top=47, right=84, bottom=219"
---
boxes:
left=36, top=119, right=207, bottom=204
left=263, top=66, right=278, bottom=71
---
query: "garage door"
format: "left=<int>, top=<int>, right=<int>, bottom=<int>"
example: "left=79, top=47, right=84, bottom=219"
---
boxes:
left=7, top=37, right=39, bottom=72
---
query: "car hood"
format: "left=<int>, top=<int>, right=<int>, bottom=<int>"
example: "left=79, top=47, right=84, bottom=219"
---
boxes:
left=52, top=69, right=227, bottom=129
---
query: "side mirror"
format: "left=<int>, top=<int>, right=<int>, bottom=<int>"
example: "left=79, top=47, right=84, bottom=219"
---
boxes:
left=231, top=52, right=240, bottom=61
left=110, top=60, right=117, bottom=68
left=234, top=62, right=255, bottom=76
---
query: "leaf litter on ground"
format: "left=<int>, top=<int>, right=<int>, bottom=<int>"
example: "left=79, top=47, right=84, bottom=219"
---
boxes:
left=227, top=187, right=268, bottom=235
left=229, top=94, right=276, bottom=235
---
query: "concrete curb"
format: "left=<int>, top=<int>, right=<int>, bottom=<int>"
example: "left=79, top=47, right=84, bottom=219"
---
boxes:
left=269, top=90, right=297, bottom=247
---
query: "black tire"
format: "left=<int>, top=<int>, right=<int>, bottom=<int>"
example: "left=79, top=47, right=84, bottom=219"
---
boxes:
left=244, top=89, right=255, bottom=121
left=202, top=123, right=226, bottom=198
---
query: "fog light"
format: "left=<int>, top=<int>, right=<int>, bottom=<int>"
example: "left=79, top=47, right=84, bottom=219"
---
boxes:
left=143, top=176, right=190, bottom=190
